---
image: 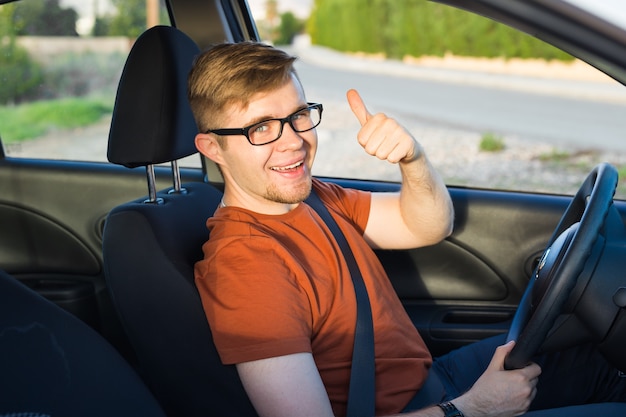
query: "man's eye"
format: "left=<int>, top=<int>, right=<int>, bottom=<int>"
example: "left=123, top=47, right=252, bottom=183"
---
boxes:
left=252, top=123, right=271, bottom=134
left=293, top=110, right=310, bottom=120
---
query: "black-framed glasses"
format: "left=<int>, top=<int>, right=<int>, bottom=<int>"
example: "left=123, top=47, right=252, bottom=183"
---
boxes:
left=206, top=103, right=323, bottom=146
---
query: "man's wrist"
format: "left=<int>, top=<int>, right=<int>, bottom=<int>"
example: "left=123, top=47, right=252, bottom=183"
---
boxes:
left=437, top=401, right=464, bottom=417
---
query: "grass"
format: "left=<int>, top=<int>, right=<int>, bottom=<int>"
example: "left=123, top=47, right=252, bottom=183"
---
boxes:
left=538, top=149, right=571, bottom=162
left=0, top=98, right=113, bottom=143
left=479, top=132, right=505, bottom=152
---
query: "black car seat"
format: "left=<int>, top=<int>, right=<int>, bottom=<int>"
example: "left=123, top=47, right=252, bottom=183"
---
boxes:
left=0, top=268, right=167, bottom=417
left=102, top=26, right=258, bottom=417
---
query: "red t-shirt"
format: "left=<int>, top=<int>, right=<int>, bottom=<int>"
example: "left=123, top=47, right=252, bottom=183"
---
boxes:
left=195, top=179, right=432, bottom=416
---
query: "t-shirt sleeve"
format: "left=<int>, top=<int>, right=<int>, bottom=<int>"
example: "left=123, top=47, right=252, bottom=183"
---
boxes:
left=195, top=235, right=313, bottom=365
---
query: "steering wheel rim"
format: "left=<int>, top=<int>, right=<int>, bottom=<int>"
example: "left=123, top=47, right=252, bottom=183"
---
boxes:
left=504, top=162, right=618, bottom=370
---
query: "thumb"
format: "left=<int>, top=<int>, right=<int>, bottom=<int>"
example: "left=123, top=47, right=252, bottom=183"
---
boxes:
left=488, top=341, right=515, bottom=371
left=347, top=89, right=372, bottom=126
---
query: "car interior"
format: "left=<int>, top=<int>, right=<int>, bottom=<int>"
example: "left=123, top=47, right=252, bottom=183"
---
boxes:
left=1, top=0, right=626, bottom=415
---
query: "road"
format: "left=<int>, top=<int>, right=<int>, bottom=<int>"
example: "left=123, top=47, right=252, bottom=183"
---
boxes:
left=291, top=45, right=626, bottom=152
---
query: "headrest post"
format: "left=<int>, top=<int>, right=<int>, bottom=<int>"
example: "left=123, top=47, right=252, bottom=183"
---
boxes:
left=168, top=160, right=188, bottom=195
left=172, top=160, right=181, bottom=192
left=144, top=164, right=163, bottom=204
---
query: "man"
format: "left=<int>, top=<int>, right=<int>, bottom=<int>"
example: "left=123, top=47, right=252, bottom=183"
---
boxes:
left=189, top=42, right=626, bottom=417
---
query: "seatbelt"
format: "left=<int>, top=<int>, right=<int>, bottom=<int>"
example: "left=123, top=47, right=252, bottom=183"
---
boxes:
left=306, top=190, right=376, bottom=417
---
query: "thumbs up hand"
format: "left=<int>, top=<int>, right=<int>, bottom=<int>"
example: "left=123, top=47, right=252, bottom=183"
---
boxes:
left=347, top=89, right=422, bottom=164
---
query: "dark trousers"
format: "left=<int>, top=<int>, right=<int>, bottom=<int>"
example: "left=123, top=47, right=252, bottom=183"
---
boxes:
left=404, top=334, right=626, bottom=415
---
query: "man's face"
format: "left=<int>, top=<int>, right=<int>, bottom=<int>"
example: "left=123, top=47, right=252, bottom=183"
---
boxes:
left=206, top=75, right=318, bottom=213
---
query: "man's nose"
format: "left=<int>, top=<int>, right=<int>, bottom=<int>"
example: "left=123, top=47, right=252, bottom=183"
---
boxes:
left=276, top=121, right=304, bottom=149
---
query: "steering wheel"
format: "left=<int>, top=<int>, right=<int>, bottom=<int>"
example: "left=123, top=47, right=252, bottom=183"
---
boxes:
left=504, top=162, right=619, bottom=370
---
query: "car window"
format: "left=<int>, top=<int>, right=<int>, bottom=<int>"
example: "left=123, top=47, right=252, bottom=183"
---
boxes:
left=249, top=0, right=626, bottom=199
left=0, top=0, right=179, bottom=163
left=4, top=1, right=626, bottom=199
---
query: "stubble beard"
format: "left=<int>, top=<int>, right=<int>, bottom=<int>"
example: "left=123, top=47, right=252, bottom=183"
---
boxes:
left=264, top=175, right=313, bottom=204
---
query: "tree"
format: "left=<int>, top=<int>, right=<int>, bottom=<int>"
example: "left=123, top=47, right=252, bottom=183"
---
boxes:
left=275, top=12, right=305, bottom=45
left=92, top=15, right=113, bottom=37
left=0, top=4, right=44, bottom=104
left=12, top=0, right=78, bottom=36
left=107, top=0, right=148, bottom=38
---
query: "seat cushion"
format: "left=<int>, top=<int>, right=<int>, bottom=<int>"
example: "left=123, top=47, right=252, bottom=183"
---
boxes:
left=0, top=269, right=166, bottom=417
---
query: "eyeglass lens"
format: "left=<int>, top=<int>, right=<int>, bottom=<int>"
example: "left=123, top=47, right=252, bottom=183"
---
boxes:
left=248, top=106, right=321, bottom=145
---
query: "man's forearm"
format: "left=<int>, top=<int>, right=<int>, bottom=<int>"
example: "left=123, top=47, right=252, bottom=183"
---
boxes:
left=399, top=150, right=454, bottom=245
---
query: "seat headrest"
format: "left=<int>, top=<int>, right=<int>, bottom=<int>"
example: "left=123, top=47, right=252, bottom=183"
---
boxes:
left=107, top=26, right=200, bottom=168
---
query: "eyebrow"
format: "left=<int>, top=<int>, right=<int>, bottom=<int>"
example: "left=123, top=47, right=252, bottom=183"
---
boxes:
left=243, top=103, right=309, bottom=127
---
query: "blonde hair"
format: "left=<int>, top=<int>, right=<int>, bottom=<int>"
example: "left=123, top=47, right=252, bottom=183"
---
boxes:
left=188, top=41, right=298, bottom=133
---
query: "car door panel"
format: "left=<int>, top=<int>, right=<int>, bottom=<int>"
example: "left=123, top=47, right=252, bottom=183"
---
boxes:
left=0, top=158, right=205, bottom=340
left=0, top=202, right=100, bottom=274
left=377, top=241, right=508, bottom=301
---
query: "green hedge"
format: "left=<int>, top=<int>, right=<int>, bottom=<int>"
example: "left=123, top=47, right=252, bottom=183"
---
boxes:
left=308, top=0, right=573, bottom=60
left=0, top=41, right=44, bottom=105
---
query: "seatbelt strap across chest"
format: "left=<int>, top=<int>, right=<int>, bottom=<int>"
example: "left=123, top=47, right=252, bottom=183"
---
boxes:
left=306, top=190, right=376, bottom=417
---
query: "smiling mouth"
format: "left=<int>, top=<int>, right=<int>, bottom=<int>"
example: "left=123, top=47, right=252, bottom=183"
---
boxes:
left=270, top=161, right=304, bottom=172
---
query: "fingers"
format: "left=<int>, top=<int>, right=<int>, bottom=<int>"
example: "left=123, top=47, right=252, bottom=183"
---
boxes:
left=347, top=89, right=371, bottom=126
left=493, top=341, right=542, bottom=379
left=488, top=340, right=516, bottom=371
left=490, top=341, right=541, bottom=375
left=462, top=343, right=541, bottom=416
left=522, top=362, right=542, bottom=380
left=346, top=89, right=419, bottom=164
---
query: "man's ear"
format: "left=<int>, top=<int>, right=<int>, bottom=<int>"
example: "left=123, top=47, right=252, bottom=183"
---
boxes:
left=195, top=133, right=224, bottom=164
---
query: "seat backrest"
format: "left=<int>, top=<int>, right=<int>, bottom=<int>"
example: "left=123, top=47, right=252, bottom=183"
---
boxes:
left=0, top=268, right=167, bottom=417
left=102, top=26, right=258, bottom=417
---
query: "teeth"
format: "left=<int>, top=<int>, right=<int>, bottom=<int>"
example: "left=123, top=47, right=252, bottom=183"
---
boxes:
left=271, top=161, right=303, bottom=171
